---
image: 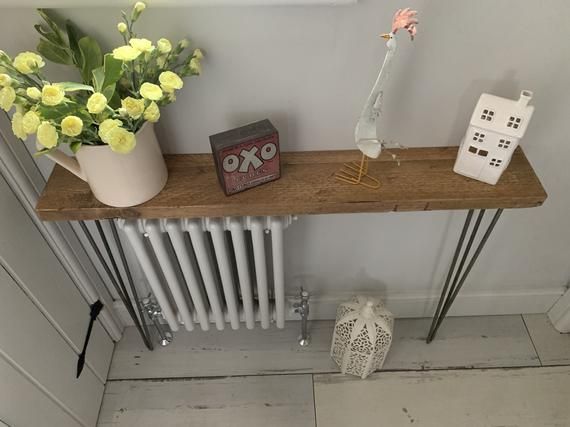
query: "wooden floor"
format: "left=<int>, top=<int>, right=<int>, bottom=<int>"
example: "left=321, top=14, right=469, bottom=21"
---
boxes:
left=100, top=314, right=570, bottom=426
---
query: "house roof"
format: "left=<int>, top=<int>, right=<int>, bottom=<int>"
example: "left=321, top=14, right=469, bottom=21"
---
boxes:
left=470, top=91, right=534, bottom=138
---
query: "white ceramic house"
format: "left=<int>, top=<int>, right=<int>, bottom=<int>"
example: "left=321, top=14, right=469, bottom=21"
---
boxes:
left=454, top=90, right=535, bottom=185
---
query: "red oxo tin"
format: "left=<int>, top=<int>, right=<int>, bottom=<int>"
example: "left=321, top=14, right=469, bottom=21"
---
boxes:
left=210, top=119, right=280, bottom=195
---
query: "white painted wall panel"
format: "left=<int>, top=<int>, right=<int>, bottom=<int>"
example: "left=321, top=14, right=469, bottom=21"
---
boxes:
left=0, top=176, right=114, bottom=382
left=0, top=267, right=103, bottom=427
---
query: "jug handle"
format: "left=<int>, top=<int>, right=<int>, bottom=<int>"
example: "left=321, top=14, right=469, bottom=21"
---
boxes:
left=42, top=146, right=87, bottom=182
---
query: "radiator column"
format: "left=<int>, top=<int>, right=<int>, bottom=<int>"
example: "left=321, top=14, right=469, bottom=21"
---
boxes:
left=271, top=217, right=286, bottom=329
left=120, top=220, right=180, bottom=332
left=250, top=218, right=270, bottom=329
left=166, top=220, right=211, bottom=331
left=209, top=219, right=241, bottom=330
left=187, top=219, right=226, bottom=330
left=145, top=220, right=194, bottom=331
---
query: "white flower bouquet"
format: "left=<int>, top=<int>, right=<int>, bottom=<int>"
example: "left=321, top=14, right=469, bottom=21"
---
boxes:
left=0, top=2, right=203, bottom=155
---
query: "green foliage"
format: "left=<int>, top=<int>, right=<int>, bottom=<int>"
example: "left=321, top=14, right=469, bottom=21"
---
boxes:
left=78, top=37, right=103, bottom=85
left=36, top=101, right=92, bottom=124
left=69, top=140, right=82, bottom=153
left=92, top=54, right=123, bottom=100
left=37, top=39, right=72, bottom=65
left=54, top=82, right=94, bottom=92
left=65, top=20, right=83, bottom=65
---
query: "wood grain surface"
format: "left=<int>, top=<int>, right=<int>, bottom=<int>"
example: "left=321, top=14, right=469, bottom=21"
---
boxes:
left=36, top=147, right=547, bottom=221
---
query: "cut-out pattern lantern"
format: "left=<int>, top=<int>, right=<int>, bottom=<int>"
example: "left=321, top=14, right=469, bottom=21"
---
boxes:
left=331, top=296, right=394, bottom=379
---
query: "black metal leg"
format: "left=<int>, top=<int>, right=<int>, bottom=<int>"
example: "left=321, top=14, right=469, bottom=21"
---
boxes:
left=426, top=209, right=504, bottom=343
left=79, top=220, right=154, bottom=350
left=108, top=220, right=154, bottom=350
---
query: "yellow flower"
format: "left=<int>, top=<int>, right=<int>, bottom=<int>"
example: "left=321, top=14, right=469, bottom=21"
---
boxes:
left=0, top=86, right=16, bottom=111
left=41, top=84, right=65, bottom=106
left=157, top=38, right=172, bottom=54
left=117, top=22, right=127, bottom=33
left=13, top=52, right=45, bottom=74
left=98, top=119, right=123, bottom=142
left=87, top=92, right=107, bottom=114
left=189, top=58, right=202, bottom=75
left=139, top=82, right=163, bottom=101
left=134, top=1, right=146, bottom=12
left=193, top=48, right=204, bottom=60
left=112, top=45, right=141, bottom=61
left=22, top=111, right=40, bottom=134
left=143, top=101, right=160, bottom=123
left=61, top=115, right=83, bottom=137
left=159, top=71, right=183, bottom=93
left=121, top=96, right=145, bottom=119
left=129, top=38, right=154, bottom=53
left=26, top=87, right=41, bottom=100
left=0, top=73, right=11, bottom=87
left=36, top=121, right=58, bottom=148
left=106, top=127, right=136, bottom=154
left=11, top=112, right=27, bottom=140
left=178, top=39, right=189, bottom=49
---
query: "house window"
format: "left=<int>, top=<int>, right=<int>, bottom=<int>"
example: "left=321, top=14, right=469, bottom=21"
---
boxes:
left=489, top=158, right=503, bottom=167
left=507, top=116, right=522, bottom=129
left=498, top=139, right=512, bottom=149
left=480, top=109, right=494, bottom=121
left=472, top=131, right=486, bottom=143
left=468, top=146, right=488, bottom=157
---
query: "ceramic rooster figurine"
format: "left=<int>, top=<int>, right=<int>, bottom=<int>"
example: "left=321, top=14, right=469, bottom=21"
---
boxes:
left=336, top=8, right=418, bottom=188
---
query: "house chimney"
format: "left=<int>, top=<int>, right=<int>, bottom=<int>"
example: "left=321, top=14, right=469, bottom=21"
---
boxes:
left=517, top=90, right=533, bottom=109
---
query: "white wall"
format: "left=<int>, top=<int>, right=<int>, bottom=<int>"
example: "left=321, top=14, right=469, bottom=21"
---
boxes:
left=1, top=0, right=569, bottom=315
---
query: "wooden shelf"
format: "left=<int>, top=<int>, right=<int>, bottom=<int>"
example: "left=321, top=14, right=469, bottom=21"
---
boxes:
left=35, top=147, right=547, bottom=221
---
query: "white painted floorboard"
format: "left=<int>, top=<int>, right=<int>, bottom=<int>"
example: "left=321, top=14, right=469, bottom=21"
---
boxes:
left=109, top=315, right=539, bottom=380
left=98, top=374, right=315, bottom=427
left=384, top=315, right=540, bottom=370
left=524, top=314, right=570, bottom=366
left=100, top=315, right=570, bottom=426
left=314, top=366, right=570, bottom=427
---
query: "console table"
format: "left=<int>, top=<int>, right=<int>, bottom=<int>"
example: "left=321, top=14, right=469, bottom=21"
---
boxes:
left=36, top=146, right=547, bottom=344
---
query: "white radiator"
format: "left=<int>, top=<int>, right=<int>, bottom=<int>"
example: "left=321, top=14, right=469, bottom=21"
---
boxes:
left=118, top=216, right=293, bottom=332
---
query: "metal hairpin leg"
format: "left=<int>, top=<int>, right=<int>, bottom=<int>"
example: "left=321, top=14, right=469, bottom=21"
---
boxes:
left=426, top=208, right=504, bottom=343
left=79, top=220, right=154, bottom=350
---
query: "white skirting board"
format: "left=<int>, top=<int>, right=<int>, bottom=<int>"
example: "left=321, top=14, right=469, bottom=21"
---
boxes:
left=548, top=287, right=570, bottom=333
left=114, top=287, right=564, bottom=327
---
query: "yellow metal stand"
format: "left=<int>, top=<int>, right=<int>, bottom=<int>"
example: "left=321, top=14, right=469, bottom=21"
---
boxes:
left=335, top=153, right=380, bottom=189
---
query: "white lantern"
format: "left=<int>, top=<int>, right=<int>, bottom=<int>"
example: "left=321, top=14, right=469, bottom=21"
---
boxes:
left=330, top=296, right=394, bottom=379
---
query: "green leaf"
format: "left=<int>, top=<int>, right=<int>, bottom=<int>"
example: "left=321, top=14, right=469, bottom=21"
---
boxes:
left=37, top=39, right=72, bottom=65
left=109, top=91, right=121, bottom=110
left=78, top=36, right=102, bottom=84
left=65, top=20, right=83, bottom=67
left=34, top=24, right=64, bottom=48
left=92, top=66, right=105, bottom=92
left=54, top=82, right=94, bottom=92
left=34, top=147, right=56, bottom=157
left=70, top=140, right=82, bottom=153
left=102, top=83, right=116, bottom=101
left=37, top=102, right=78, bottom=121
left=37, top=9, right=66, bottom=45
left=102, top=54, right=123, bottom=88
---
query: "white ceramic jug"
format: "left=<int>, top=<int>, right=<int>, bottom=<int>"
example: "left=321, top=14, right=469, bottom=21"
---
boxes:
left=45, top=122, right=168, bottom=207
